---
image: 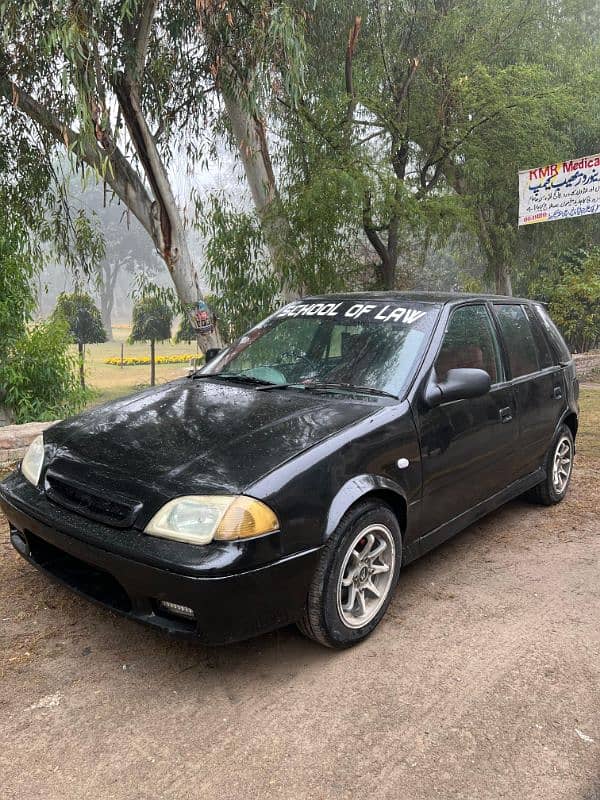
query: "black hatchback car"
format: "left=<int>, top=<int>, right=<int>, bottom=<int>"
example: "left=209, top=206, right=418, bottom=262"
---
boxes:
left=0, top=293, right=578, bottom=648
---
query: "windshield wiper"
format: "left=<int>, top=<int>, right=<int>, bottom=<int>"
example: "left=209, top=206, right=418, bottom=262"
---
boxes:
left=191, top=373, right=277, bottom=387
left=299, top=382, right=398, bottom=399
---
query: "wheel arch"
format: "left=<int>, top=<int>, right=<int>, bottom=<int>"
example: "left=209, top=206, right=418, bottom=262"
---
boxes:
left=562, top=411, right=578, bottom=441
left=324, top=475, right=407, bottom=542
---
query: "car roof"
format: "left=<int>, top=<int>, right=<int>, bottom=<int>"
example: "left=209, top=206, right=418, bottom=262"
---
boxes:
left=301, top=291, right=534, bottom=305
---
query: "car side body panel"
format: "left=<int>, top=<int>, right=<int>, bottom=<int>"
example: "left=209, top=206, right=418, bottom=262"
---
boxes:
left=247, top=400, right=422, bottom=555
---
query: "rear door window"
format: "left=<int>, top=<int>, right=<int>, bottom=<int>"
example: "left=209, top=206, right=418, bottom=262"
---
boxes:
left=493, top=304, right=540, bottom=378
left=436, top=304, right=504, bottom=384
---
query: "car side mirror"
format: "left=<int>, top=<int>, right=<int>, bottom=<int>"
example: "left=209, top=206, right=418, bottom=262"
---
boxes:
left=425, top=368, right=491, bottom=408
left=204, top=348, right=222, bottom=364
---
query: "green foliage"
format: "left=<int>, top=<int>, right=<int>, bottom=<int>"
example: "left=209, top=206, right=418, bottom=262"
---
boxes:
left=52, top=290, right=106, bottom=345
left=531, top=249, right=600, bottom=352
left=200, top=198, right=281, bottom=341
left=0, top=227, right=34, bottom=354
left=0, top=226, right=89, bottom=422
left=0, top=318, right=89, bottom=424
left=129, top=294, right=173, bottom=344
left=273, top=0, right=600, bottom=291
left=174, top=316, right=197, bottom=345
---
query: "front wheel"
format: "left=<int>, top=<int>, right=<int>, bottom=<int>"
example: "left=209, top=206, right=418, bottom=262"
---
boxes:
left=297, top=501, right=402, bottom=648
left=527, top=424, right=575, bottom=506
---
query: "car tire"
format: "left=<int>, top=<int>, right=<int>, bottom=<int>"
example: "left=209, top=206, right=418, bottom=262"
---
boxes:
left=297, top=500, right=402, bottom=648
left=527, top=424, right=575, bottom=506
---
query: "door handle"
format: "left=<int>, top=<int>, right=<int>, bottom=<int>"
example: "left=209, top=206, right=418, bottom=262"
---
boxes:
left=553, top=386, right=563, bottom=400
left=499, top=406, right=513, bottom=423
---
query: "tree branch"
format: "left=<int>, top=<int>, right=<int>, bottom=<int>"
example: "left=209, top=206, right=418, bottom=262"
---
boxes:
left=113, top=72, right=179, bottom=261
left=393, top=57, right=419, bottom=109
left=2, top=77, right=157, bottom=243
left=130, top=0, right=159, bottom=87
left=345, top=16, right=362, bottom=124
left=362, top=192, right=389, bottom=265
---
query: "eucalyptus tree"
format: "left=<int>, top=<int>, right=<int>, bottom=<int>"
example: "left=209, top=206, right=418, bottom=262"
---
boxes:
left=0, top=0, right=305, bottom=350
left=195, top=0, right=309, bottom=301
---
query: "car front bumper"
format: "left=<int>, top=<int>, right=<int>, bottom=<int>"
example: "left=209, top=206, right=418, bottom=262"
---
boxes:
left=0, top=474, right=320, bottom=645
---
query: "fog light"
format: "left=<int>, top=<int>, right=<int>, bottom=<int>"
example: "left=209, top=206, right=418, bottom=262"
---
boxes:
left=157, top=600, right=195, bottom=620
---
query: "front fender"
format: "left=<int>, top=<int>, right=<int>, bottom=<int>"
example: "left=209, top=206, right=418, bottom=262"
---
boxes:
left=324, top=474, right=407, bottom=539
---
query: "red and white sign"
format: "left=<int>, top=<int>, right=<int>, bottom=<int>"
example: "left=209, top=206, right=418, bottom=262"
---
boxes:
left=518, top=154, right=600, bottom=226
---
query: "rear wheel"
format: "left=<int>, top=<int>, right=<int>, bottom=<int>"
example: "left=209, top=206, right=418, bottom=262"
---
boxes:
left=527, top=424, right=574, bottom=505
left=297, top=500, right=402, bottom=648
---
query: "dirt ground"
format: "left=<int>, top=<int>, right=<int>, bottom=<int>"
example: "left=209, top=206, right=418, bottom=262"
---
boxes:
left=1, top=390, right=599, bottom=800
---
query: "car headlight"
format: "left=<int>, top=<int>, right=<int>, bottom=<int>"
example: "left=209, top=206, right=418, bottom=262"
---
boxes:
left=21, top=434, right=45, bottom=486
left=144, top=495, right=279, bottom=545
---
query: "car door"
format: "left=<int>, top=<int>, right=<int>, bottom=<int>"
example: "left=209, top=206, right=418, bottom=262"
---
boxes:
left=491, top=303, right=566, bottom=477
left=415, top=303, right=518, bottom=535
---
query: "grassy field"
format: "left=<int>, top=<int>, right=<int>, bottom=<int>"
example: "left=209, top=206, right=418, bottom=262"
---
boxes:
left=576, top=386, right=600, bottom=460
left=79, top=324, right=201, bottom=406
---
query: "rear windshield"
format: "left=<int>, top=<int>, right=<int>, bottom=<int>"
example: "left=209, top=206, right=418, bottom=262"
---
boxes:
left=203, top=300, right=439, bottom=397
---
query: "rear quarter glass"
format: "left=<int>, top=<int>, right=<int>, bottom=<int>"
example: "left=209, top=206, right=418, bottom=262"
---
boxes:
left=533, top=304, right=572, bottom=362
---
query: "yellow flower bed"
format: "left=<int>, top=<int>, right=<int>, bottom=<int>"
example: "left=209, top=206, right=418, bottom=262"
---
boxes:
left=105, top=354, right=200, bottom=366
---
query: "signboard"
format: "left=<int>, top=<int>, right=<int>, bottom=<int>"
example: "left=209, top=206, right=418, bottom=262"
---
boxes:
left=518, top=153, right=600, bottom=226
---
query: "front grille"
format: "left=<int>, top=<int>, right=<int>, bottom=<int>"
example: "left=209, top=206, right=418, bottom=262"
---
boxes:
left=44, top=470, right=141, bottom=528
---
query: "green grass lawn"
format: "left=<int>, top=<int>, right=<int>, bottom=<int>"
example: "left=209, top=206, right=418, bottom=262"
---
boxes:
left=577, top=387, right=600, bottom=461
left=79, top=324, right=201, bottom=407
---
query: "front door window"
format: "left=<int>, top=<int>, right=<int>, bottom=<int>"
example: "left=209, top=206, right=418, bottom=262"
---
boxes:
left=435, top=305, right=504, bottom=384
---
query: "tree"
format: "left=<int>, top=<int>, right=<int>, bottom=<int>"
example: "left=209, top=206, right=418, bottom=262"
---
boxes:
left=129, top=293, right=173, bottom=386
left=269, top=0, right=600, bottom=293
left=93, top=203, right=164, bottom=339
left=0, top=0, right=308, bottom=349
left=196, top=1, right=306, bottom=302
left=52, top=291, right=107, bottom=388
left=529, top=248, right=600, bottom=352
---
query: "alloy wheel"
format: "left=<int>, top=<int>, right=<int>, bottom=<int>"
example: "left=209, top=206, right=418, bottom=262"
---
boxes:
left=336, top=523, right=396, bottom=629
left=552, top=435, right=573, bottom=494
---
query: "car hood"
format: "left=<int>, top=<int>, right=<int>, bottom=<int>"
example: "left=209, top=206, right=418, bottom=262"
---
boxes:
left=43, top=378, right=378, bottom=500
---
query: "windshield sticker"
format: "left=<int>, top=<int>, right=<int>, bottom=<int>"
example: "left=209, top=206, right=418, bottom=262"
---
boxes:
left=274, top=301, right=428, bottom=324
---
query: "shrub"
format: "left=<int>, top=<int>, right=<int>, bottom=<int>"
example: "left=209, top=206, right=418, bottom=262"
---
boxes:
left=0, top=229, right=87, bottom=423
left=0, top=318, right=89, bottom=423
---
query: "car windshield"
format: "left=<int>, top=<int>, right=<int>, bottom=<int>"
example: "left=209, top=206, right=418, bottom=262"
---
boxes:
left=201, top=299, right=439, bottom=397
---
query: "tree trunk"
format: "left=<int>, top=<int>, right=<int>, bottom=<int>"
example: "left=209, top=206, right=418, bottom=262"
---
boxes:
left=99, top=262, right=119, bottom=341
left=99, top=287, right=114, bottom=341
left=77, top=341, right=85, bottom=389
left=114, top=75, right=223, bottom=353
left=222, top=92, right=300, bottom=303
left=495, top=262, right=513, bottom=296
left=100, top=303, right=113, bottom=341
left=150, top=338, right=155, bottom=387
